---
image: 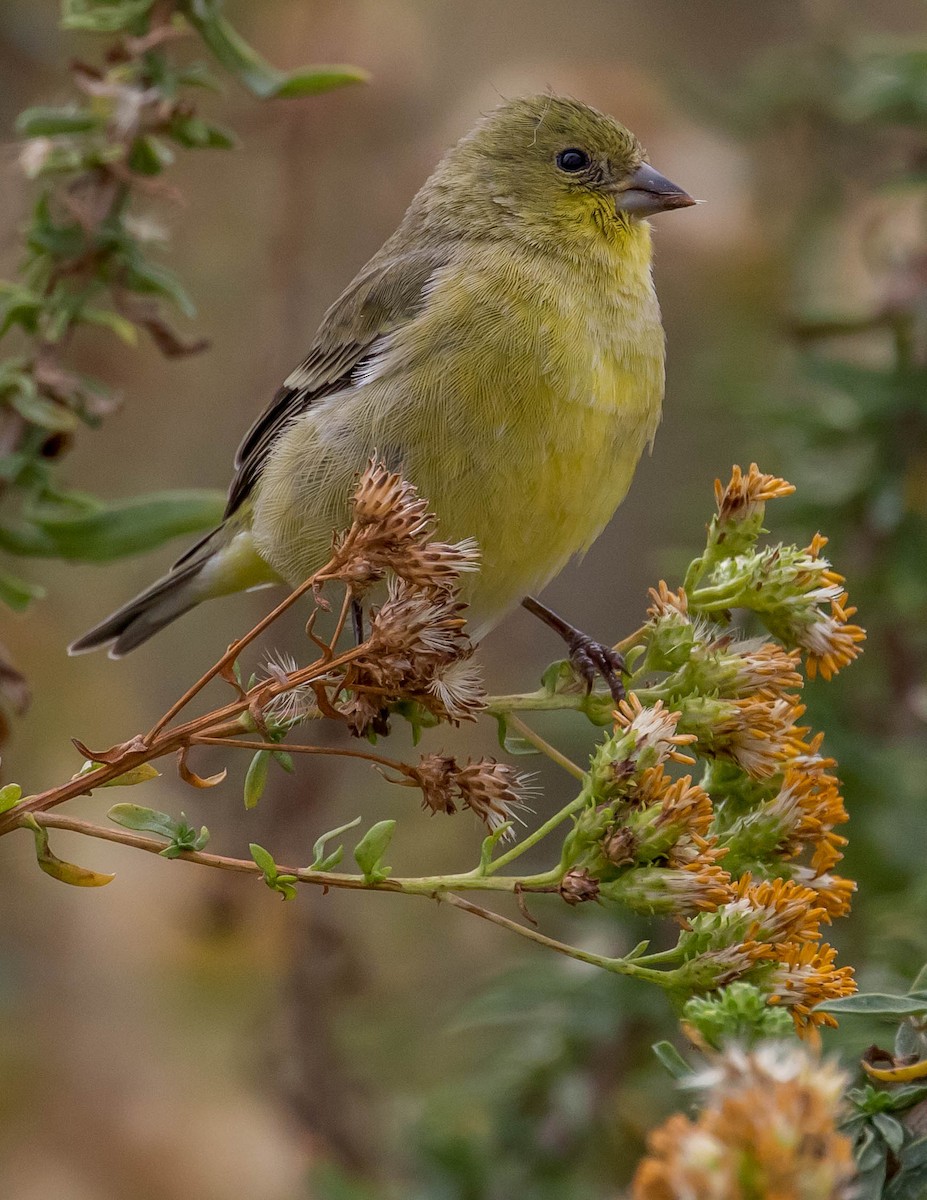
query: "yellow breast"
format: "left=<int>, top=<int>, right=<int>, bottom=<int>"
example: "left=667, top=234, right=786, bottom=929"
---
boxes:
left=253, top=229, right=665, bottom=637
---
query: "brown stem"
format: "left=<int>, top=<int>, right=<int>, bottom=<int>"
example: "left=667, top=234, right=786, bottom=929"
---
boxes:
left=145, top=568, right=334, bottom=742
left=188, top=735, right=413, bottom=776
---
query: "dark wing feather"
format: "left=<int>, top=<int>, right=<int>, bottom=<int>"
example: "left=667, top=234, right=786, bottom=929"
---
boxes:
left=223, top=247, right=450, bottom=519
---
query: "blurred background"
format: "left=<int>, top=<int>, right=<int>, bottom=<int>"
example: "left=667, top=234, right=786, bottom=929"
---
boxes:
left=0, top=1, right=925, bottom=1196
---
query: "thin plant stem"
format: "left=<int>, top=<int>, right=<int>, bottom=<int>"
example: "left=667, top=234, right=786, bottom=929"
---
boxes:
left=484, top=785, right=591, bottom=877
left=503, top=713, right=584, bottom=780
left=189, top=735, right=412, bottom=776
left=442, top=894, right=677, bottom=985
left=145, top=567, right=331, bottom=742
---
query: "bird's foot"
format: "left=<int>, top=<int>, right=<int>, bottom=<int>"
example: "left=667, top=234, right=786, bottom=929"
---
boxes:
left=521, top=595, right=626, bottom=703
left=565, top=631, right=626, bottom=703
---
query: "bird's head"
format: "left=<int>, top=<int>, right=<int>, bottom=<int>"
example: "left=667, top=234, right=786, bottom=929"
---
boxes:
left=419, top=95, right=694, bottom=256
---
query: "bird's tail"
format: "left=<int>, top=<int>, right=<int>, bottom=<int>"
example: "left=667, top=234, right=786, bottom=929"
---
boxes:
left=68, top=526, right=278, bottom=658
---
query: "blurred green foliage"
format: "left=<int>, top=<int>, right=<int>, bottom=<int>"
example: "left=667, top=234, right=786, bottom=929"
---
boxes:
left=0, top=0, right=364, bottom=724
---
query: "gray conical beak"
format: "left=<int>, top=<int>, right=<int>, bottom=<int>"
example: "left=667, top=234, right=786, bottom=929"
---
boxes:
left=616, top=162, right=696, bottom=217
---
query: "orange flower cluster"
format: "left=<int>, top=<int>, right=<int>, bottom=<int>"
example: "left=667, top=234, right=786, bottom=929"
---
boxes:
left=714, top=462, right=796, bottom=524
left=633, top=1043, right=856, bottom=1200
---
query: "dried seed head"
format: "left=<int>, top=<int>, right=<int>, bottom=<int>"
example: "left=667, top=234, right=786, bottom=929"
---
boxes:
left=456, top=759, right=536, bottom=836
left=408, top=753, right=459, bottom=815
left=427, top=658, right=487, bottom=722
left=559, top=868, right=600, bottom=906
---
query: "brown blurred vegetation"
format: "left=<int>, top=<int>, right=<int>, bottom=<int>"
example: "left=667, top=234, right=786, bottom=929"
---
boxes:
left=1, top=1, right=924, bottom=1197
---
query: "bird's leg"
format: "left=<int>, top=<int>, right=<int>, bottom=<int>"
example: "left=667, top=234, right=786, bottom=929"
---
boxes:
left=522, top=595, right=626, bottom=702
left=351, top=598, right=365, bottom=646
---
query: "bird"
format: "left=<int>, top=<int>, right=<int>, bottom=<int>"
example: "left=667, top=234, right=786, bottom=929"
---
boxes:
left=70, top=94, right=694, bottom=694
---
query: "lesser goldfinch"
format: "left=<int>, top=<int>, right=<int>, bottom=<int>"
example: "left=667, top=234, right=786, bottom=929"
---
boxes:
left=71, top=95, right=693, bottom=670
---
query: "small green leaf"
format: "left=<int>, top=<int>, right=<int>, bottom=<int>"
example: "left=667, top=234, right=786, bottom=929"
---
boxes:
left=494, top=714, right=539, bottom=756
left=243, top=749, right=270, bottom=809
left=872, top=1112, right=906, bottom=1154
left=120, top=256, right=196, bottom=316
left=78, top=307, right=138, bottom=346
left=272, top=750, right=295, bottom=774
left=0, top=568, right=45, bottom=612
left=167, top=113, right=238, bottom=149
left=817, top=993, right=927, bottom=1017
left=22, top=814, right=114, bottom=887
left=127, top=134, right=175, bottom=176
left=272, top=66, right=370, bottom=98
left=309, top=816, right=361, bottom=871
left=478, top=821, right=513, bottom=872
left=107, top=803, right=208, bottom=857
left=0, top=784, right=23, bottom=813
left=249, top=842, right=298, bottom=900
left=651, top=1040, right=693, bottom=1078
left=541, top=659, right=577, bottom=696
left=8, top=386, right=79, bottom=433
left=353, top=820, right=395, bottom=884
left=108, top=803, right=179, bottom=839
left=15, top=106, right=102, bottom=136
left=86, top=762, right=160, bottom=788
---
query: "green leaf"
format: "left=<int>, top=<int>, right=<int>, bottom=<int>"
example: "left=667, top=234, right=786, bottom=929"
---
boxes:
left=909, top=964, right=927, bottom=994
left=61, top=0, right=156, bottom=32
left=78, top=306, right=138, bottom=346
left=127, top=134, right=175, bottom=176
left=872, top=1112, right=906, bottom=1155
left=817, top=993, right=927, bottom=1017
left=651, top=1040, right=693, bottom=1078
left=79, top=760, right=160, bottom=787
left=243, top=749, right=270, bottom=809
left=0, top=284, right=43, bottom=335
left=249, top=842, right=277, bottom=875
left=272, top=750, right=295, bottom=774
left=108, top=803, right=180, bottom=839
left=0, top=784, right=23, bottom=813
left=182, top=0, right=368, bottom=99
left=24, top=489, right=225, bottom=561
left=0, top=568, right=45, bottom=612
left=478, top=821, right=513, bottom=872
left=309, top=816, right=361, bottom=871
left=541, top=659, right=578, bottom=696
left=249, top=842, right=298, bottom=900
left=494, top=714, right=539, bottom=756
left=119, top=254, right=197, bottom=316
left=7, top=384, right=80, bottom=433
left=22, top=814, right=114, bottom=887
left=353, top=820, right=395, bottom=884
left=167, top=113, right=238, bottom=149
left=107, top=803, right=208, bottom=857
left=15, top=106, right=102, bottom=136
left=272, top=66, right=371, bottom=98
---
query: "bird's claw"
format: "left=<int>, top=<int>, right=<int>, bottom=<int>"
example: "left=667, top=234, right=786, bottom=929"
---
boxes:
left=567, top=634, right=626, bottom=703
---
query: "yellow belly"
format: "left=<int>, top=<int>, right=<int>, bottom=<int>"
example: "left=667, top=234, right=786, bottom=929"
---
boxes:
left=253, top=242, right=664, bottom=637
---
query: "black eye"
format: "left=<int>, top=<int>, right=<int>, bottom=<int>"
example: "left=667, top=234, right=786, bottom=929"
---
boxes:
left=556, top=148, right=590, bottom=173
